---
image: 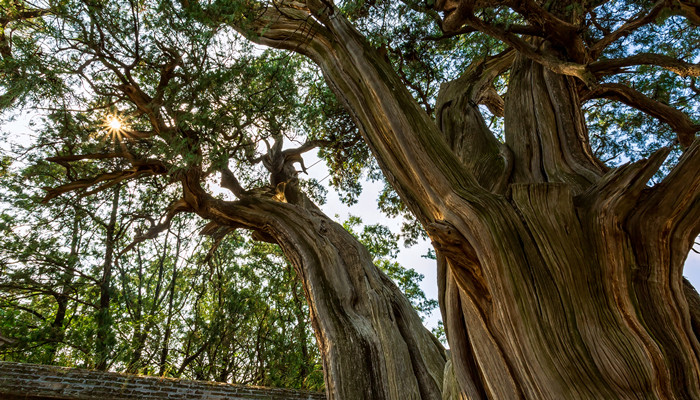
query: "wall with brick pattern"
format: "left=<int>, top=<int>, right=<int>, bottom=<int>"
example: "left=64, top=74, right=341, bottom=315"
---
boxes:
left=0, top=361, right=327, bottom=400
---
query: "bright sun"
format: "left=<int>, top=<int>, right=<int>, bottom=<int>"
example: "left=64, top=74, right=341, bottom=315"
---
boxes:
left=105, top=115, right=124, bottom=132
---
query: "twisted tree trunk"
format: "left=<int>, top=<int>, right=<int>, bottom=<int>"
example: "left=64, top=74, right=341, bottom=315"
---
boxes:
left=433, top=54, right=700, bottom=399
left=269, top=202, right=446, bottom=399
left=205, top=5, right=700, bottom=396
left=182, top=170, right=446, bottom=399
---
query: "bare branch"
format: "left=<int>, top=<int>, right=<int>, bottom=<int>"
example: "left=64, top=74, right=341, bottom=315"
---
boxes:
left=219, top=166, right=245, bottom=197
left=119, top=199, right=192, bottom=255
left=42, top=160, right=168, bottom=203
left=581, top=82, right=699, bottom=147
left=454, top=13, right=595, bottom=85
left=280, top=139, right=334, bottom=158
left=46, top=153, right=125, bottom=167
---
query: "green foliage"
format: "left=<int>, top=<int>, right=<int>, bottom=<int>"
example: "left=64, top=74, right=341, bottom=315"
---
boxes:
left=0, top=158, right=324, bottom=387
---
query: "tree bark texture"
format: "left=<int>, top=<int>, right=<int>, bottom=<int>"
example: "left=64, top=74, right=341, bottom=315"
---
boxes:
left=211, top=5, right=700, bottom=397
left=181, top=173, right=446, bottom=399
left=271, top=203, right=446, bottom=400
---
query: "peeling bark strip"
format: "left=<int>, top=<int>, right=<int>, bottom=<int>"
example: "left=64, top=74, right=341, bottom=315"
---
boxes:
left=0, top=361, right=326, bottom=399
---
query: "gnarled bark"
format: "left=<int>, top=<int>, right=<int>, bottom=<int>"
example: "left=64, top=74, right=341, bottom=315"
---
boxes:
left=203, top=3, right=700, bottom=397
left=179, top=162, right=446, bottom=399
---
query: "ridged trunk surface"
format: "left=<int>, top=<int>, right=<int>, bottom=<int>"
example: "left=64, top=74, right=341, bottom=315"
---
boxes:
left=182, top=171, right=446, bottom=399
left=436, top=56, right=700, bottom=399
left=268, top=203, right=446, bottom=400
left=213, top=5, right=700, bottom=398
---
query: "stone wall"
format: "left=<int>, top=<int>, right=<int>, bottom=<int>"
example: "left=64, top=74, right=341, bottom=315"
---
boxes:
left=0, top=361, right=327, bottom=400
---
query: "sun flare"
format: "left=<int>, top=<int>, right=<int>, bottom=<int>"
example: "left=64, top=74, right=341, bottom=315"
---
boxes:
left=105, top=115, right=124, bottom=133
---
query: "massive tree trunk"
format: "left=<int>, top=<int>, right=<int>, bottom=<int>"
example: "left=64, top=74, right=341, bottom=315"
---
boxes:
left=204, top=4, right=700, bottom=398
left=431, top=55, right=700, bottom=398
left=182, top=170, right=446, bottom=399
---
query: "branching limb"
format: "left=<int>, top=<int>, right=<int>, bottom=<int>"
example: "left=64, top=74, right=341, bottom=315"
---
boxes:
left=589, top=0, right=666, bottom=59
left=120, top=199, right=192, bottom=255
left=423, top=24, right=540, bottom=41
left=42, top=159, right=168, bottom=203
left=219, top=166, right=246, bottom=197
left=453, top=13, right=595, bottom=85
left=581, top=83, right=699, bottom=147
left=590, top=53, right=700, bottom=78
left=199, top=221, right=238, bottom=263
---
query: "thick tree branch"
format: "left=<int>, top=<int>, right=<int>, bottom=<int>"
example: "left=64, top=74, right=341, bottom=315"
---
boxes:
left=424, top=23, right=540, bottom=41
left=42, top=159, right=168, bottom=203
left=219, top=166, right=246, bottom=197
left=581, top=83, right=699, bottom=147
left=671, top=0, right=700, bottom=25
left=453, top=13, right=595, bottom=85
left=436, top=49, right=514, bottom=192
left=644, top=137, right=700, bottom=230
left=590, top=53, right=700, bottom=78
left=579, top=145, right=672, bottom=215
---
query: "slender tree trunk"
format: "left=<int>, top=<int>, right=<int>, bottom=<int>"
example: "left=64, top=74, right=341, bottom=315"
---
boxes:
left=47, top=205, right=82, bottom=363
left=290, top=267, right=311, bottom=383
left=96, top=186, right=120, bottom=371
left=158, top=231, right=180, bottom=376
left=126, top=247, right=145, bottom=373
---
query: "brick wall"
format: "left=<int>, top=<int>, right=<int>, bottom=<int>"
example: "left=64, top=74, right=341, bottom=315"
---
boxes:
left=0, top=361, right=327, bottom=400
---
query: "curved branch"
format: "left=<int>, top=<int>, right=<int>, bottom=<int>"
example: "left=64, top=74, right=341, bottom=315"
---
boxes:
left=590, top=53, right=700, bottom=78
left=454, top=13, right=595, bottom=85
left=218, top=166, right=245, bottom=198
left=42, top=160, right=168, bottom=203
left=424, top=23, right=541, bottom=41
left=120, top=199, right=193, bottom=255
left=581, top=82, right=699, bottom=147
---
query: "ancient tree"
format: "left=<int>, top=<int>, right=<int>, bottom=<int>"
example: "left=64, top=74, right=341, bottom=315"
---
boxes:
left=3, top=0, right=700, bottom=398
left=179, top=0, right=700, bottom=398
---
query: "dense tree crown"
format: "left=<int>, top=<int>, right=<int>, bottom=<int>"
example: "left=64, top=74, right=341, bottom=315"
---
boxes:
left=1, top=0, right=700, bottom=399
